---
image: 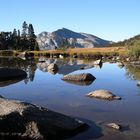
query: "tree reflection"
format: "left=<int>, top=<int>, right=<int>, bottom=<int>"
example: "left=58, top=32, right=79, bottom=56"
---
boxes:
left=125, top=64, right=140, bottom=80
left=0, top=57, right=37, bottom=84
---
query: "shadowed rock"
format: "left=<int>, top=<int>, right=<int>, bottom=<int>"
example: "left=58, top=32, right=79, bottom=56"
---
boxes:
left=87, top=90, right=121, bottom=100
left=0, top=68, right=27, bottom=81
left=61, top=73, right=96, bottom=82
left=0, top=96, right=88, bottom=140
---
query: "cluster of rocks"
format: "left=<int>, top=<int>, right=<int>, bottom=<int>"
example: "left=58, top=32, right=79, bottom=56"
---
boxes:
left=1, top=56, right=133, bottom=139
left=61, top=59, right=122, bottom=131
left=0, top=67, right=88, bottom=139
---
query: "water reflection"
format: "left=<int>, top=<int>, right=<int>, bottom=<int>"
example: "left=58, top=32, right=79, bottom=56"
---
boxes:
left=62, top=79, right=95, bottom=86
left=125, top=64, right=140, bottom=80
left=37, top=58, right=98, bottom=75
left=0, top=57, right=37, bottom=84
left=0, top=78, right=24, bottom=87
left=0, top=57, right=140, bottom=85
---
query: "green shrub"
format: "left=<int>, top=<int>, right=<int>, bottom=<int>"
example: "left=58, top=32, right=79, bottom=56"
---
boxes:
left=128, top=41, right=140, bottom=57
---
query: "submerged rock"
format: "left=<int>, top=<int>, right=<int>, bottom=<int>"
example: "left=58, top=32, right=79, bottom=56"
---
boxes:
left=87, top=90, right=121, bottom=100
left=0, top=96, right=87, bottom=140
left=106, top=123, right=121, bottom=130
left=0, top=68, right=27, bottom=81
left=61, top=73, right=96, bottom=81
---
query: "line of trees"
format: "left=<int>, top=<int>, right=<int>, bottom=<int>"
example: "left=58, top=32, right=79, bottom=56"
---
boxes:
left=0, top=21, right=39, bottom=51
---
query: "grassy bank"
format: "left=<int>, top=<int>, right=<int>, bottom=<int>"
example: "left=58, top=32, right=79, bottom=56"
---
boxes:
left=0, top=47, right=127, bottom=59
left=30, top=47, right=127, bottom=58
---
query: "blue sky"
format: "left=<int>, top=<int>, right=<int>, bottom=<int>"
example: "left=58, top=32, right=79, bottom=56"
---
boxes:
left=0, top=0, right=140, bottom=41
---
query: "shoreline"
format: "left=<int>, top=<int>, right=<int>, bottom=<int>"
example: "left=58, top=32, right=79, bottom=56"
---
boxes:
left=0, top=47, right=139, bottom=62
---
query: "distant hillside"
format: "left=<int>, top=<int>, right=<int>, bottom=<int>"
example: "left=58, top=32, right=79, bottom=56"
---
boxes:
left=37, top=28, right=112, bottom=50
left=108, top=34, right=140, bottom=57
left=108, top=34, right=140, bottom=47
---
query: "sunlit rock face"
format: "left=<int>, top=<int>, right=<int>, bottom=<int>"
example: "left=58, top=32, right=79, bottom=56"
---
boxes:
left=37, top=28, right=112, bottom=50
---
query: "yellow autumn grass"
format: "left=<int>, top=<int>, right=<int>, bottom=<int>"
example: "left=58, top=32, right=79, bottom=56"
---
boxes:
left=30, top=47, right=126, bottom=56
left=0, top=47, right=127, bottom=57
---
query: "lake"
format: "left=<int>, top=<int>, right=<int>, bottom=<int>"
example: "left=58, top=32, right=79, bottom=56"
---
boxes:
left=0, top=57, right=140, bottom=140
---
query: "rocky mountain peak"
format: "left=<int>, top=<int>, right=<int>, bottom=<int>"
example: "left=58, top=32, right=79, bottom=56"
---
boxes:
left=37, top=28, right=112, bottom=50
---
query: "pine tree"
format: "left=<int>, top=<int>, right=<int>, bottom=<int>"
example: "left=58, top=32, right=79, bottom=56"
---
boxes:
left=11, top=29, right=18, bottom=50
left=17, top=30, right=20, bottom=37
left=22, top=21, right=28, bottom=38
left=28, top=24, right=38, bottom=51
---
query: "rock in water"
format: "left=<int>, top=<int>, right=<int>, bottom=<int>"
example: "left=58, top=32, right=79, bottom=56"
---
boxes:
left=93, top=59, right=102, bottom=65
left=61, top=73, right=96, bottom=81
left=137, top=82, right=140, bottom=87
left=47, top=63, right=58, bottom=71
left=117, top=62, right=124, bottom=67
left=106, top=123, right=121, bottom=130
left=87, top=90, right=121, bottom=100
left=0, top=68, right=27, bottom=81
left=0, top=96, right=87, bottom=140
left=17, top=52, right=26, bottom=59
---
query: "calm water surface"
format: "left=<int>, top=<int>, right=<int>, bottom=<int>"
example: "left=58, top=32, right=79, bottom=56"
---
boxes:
left=0, top=57, right=140, bottom=140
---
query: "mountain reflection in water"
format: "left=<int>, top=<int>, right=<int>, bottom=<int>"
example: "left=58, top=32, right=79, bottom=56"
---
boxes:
left=0, top=57, right=140, bottom=85
left=0, top=57, right=140, bottom=140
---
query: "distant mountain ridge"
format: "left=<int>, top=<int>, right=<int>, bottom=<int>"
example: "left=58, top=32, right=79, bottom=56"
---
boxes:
left=37, top=28, right=112, bottom=50
left=108, top=34, right=140, bottom=47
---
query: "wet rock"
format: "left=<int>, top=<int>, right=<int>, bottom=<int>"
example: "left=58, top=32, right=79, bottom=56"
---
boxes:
left=59, top=54, right=64, bottom=59
left=117, top=62, right=124, bottom=67
left=0, top=96, right=88, bottom=140
left=61, top=73, right=96, bottom=81
left=116, top=56, right=120, bottom=60
left=137, top=82, right=140, bottom=87
left=93, top=59, right=102, bottom=65
left=106, top=123, right=121, bottom=130
left=47, top=63, right=58, bottom=72
left=73, top=54, right=78, bottom=58
left=17, top=52, right=26, bottom=59
left=87, top=90, right=121, bottom=100
left=0, top=68, right=27, bottom=81
left=126, top=58, right=130, bottom=62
